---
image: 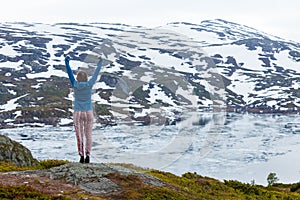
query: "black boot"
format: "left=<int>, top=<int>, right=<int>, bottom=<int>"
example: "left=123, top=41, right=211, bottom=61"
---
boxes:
left=79, top=156, right=84, bottom=163
left=85, top=156, right=90, bottom=163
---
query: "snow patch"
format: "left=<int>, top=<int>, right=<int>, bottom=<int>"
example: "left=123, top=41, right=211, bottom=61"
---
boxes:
left=0, top=94, right=28, bottom=112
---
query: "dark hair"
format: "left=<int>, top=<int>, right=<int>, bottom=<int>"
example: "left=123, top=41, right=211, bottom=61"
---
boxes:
left=76, top=70, right=88, bottom=82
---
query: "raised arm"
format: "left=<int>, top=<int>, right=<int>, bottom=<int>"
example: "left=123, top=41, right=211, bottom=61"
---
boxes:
left=89, top=58, right=103, bottom=85
left=64, top=56, right=75, bottom=87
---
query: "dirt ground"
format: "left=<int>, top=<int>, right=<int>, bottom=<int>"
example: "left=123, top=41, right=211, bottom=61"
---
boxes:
left=0, top=173, right=87, bottom=199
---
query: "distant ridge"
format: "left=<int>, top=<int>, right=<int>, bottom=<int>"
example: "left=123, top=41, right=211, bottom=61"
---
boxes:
left=0, top=19, right=300, bottom=128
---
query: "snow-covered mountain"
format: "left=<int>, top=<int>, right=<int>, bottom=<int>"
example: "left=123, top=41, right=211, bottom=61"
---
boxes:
left=0, top=19, right=300, bottom=128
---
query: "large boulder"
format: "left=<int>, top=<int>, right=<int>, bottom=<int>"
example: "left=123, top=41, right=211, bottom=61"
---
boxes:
left=11, top=162, right=166, bottom=196
left=0, top=134, right=38, bottom=166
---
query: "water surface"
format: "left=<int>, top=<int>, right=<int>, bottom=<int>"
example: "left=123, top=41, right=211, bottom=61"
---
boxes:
left=1, top=112, right=300, bottom=185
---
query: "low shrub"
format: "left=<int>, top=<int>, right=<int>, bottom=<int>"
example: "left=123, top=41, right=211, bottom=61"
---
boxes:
left=38, top=159, right=70, bottom=170
left=0, top=184, right=69, bottom=200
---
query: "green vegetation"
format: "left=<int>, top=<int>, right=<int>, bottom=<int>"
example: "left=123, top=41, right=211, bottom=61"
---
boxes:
left=15, top=105, right=71, bottom=120
left=224, top=180, right=300, bottom=199
left=132, top=86, right=150, bottom=106
left=0, top=161, right=34, bottom=173
left=193, top=83, right=211, bottom=100
left=0, top=185, right=70, bottom=200
left=290, top=182, right=300, bottom=192
left=148, top=171, right=300, bottom=200
left=37, top=159, right=70, bottom=170
left=146, top=171, right=242, bottom=199
left=267, top=172, right=279, bottom=186
left=0, top=73, right=73, bottom=127
left=94, top=103, right=112, bottom=116
left=106, top=169, right=300, bottom=199
left=0, top=159, right=69, bottom=172
left=0, top=160, right=71, bottom=200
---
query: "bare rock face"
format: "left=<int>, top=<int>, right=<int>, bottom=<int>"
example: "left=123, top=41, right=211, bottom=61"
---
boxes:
left=0, top=134, right=38, bottom=166
left=14, top=162, right=166, bottom=195
left=45, top=162, right=166, bottom=195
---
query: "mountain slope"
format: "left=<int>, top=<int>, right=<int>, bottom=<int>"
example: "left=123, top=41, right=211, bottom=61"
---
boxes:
left=166, top=20, right=300, bottom=110
left=0, top=19, right=299, bottom=128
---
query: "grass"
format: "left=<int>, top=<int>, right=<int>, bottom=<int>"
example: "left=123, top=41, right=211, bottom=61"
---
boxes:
left=0, top=159, right=70, bottom=172
left=146, top=171, right=242, bottom=200
left=224, top=180, right=300, bottom=199
left=102, top=168, right=300, bottom=199
left=0, top=184, right=70, bottom=200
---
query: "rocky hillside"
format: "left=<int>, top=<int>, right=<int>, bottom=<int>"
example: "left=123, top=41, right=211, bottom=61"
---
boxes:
left=0, top=134, right=38, bottom=166
left=0, top=20, right=300, bottom=128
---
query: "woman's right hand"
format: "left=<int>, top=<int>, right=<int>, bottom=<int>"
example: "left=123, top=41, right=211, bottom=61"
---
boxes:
left=65, top=55, right=71, bottom=62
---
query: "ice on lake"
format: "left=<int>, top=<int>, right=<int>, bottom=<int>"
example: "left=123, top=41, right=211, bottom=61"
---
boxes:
left=1, top=112, right=300, bottom=185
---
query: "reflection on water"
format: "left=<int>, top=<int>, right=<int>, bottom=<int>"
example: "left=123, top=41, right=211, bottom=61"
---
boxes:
left=1, top=112, right=300, bottom=185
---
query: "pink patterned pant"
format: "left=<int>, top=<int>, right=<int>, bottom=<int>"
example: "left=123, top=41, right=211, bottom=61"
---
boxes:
left=74, top=110, right=94, bottom=156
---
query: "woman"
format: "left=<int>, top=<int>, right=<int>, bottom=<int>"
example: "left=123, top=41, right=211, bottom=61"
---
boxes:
left=64, top=55, right=102, bottom=163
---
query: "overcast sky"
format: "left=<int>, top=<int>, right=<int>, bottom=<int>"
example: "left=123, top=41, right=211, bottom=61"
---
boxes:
left=1, top=0, right=299, bottom=42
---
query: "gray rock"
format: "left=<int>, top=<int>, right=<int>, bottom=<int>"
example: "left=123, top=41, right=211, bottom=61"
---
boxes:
left=0, top=134, right=38, bottom=166
left=49, top=163, right=116, bottom=181
left=80, top=178, right=120, bottom=195
left=8, top=163, right=167, bottom=195
left=46, top=163, right=122, bottom=194
left=11, top=162, right=166, bottom=195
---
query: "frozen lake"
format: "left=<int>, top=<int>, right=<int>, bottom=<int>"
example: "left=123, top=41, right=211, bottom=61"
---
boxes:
left=1, top=112, right=300, bottom=185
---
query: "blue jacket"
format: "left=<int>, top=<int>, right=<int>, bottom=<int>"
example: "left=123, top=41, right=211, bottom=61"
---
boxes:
left=65, top=57, right=102, bottom=111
